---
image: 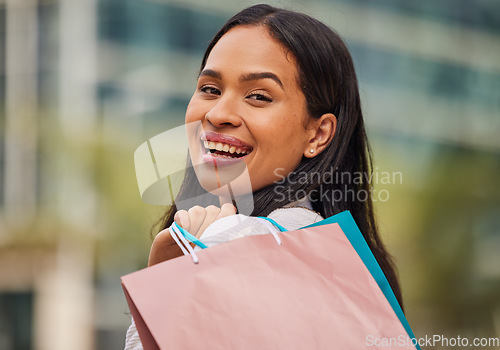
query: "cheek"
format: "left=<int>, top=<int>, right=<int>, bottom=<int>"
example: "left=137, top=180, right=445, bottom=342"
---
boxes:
left=256, top=113, right=296, bottom=143
left=185, top=97, right=203, bottom=123
left=185, top=106, right=196, bottom=124
left=273, top=116, right=307, bottom=150
left=257, top=126, right=305, bottom=170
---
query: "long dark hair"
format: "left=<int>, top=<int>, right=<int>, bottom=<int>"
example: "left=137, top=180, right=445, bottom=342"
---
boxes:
left=155, top=4, right=403, bottom=309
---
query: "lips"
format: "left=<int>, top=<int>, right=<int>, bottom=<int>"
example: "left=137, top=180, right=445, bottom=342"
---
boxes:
left=200, top=132, right=253, bottom=159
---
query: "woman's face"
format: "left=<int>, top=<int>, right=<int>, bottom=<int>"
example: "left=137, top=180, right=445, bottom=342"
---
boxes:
left=186, top=25, right=314, bottom=193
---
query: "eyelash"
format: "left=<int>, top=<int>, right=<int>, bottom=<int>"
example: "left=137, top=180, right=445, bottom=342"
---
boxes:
left=200, top=85, right=221, bottom=96
left=246, top=92, right=273, bottom=103
left=200, top=85, right=273, bottom=103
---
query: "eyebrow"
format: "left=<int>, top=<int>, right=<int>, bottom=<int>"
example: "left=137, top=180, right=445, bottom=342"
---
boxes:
left=199, top=69, right=284, bottom=90
left=240, top=72, right=284, bottom=90
left=199, top=69, right=222, bottom=80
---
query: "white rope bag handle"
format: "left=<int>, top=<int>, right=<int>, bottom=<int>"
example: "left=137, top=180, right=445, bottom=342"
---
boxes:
left=168, top=223, right=200, bottom=264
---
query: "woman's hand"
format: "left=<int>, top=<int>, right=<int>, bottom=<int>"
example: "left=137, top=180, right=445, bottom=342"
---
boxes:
left=148, top=203, right=236, bottom=266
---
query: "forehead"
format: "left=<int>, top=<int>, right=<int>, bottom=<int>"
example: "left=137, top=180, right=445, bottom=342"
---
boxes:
left=204, top=25, right=299, bottom=84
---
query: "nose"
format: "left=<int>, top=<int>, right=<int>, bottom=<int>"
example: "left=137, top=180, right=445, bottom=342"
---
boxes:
left=204, top=95, right=242, bottom=128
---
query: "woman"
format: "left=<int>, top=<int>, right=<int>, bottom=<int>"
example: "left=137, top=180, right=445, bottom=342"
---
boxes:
left=126, top=4, right=402, bottom=349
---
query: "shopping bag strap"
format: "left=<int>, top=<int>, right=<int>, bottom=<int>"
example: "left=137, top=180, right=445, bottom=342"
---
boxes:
left=174, top=216, right=286, bottom=248
left=172, top=222, right=208, bottom=249
left=169, top=222, right=200, bottom=264
left=256, top=217, right=286, bottom=246
left=257, top=217, right=288, bottom=232
left=169, top=216, right=287, bottom=264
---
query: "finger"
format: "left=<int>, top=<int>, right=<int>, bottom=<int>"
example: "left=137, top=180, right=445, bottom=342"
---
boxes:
left=219, top=195, right=233, bottom=207
left=187, top=206, right=207, bottom=235
left=196, top=205, right=221, bottom=238
left=217, top=202, right=237, bottom=220
left=148, top=229, right=183, bottom=266
left=174, top=210, right=190, bottom=232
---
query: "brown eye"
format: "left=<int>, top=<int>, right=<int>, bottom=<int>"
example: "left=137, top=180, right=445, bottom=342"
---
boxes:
left=246, top=93, right=273, bottom=103
left=200, top=86, right=221, bottom=95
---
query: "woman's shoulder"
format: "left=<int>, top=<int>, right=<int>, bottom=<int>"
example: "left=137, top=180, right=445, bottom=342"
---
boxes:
left=267, top=197, right=324, bottom=231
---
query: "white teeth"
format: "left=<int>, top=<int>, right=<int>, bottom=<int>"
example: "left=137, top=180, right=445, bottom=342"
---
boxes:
left=213, top=154, right=231, bottom=158
left=203, top=139, right=250, bottom=156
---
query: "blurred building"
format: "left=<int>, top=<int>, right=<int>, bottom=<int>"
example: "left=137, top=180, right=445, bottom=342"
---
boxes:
left=0, top=0, right=499, bottom=349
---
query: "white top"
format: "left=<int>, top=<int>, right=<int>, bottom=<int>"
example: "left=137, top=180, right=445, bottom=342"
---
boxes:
left=124, top=199, right=323, bottom=350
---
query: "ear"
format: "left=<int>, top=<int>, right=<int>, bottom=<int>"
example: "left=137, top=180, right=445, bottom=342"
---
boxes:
left=303, top=113, right=337, bottom=158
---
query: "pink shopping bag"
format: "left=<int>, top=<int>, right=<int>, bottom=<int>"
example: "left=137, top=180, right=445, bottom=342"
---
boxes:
left=122, top=221, right=417, bottom=350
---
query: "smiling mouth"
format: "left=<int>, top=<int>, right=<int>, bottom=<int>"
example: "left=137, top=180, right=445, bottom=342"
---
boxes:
left=202, top=140, right=252, bottom=158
